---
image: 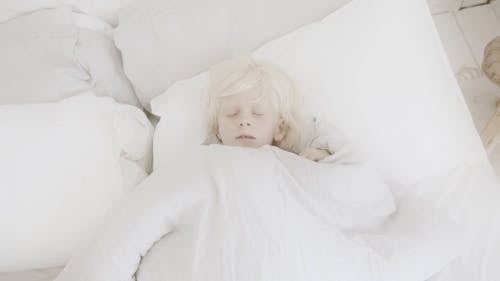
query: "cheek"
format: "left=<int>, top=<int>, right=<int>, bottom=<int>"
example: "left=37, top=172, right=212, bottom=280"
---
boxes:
left=216, top=118, right=233, bottom=135
left=259, top=118, right=280, bottom=135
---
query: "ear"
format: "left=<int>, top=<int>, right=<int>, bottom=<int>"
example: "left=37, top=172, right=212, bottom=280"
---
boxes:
left=273, top=119, right=287, bottom=143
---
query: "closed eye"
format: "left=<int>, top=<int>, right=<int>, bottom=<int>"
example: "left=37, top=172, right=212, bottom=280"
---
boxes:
left=252, top=112, right=264, bottom=116
left=225, top=112, right=238, bottom=117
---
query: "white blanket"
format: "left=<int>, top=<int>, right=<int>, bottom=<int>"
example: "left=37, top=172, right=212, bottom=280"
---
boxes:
left=55, top=145, right=460, bottom=281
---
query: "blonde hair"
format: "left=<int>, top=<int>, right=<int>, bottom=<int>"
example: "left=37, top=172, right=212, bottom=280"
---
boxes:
left=207, top=56, right=301, bottom=152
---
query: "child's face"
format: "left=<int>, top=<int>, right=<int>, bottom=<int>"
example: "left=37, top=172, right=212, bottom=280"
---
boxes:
left=216, top=90, right=285, bottom=148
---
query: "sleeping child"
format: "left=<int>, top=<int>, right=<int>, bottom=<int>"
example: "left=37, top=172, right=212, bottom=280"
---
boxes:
left=53, top=56, right=458, bottom=281
left=203, top=55, right=359, bottom=164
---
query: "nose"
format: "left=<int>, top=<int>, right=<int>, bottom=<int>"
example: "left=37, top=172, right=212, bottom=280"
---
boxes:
left=239, top=121, right=251, bottom=127
left=238, top=112, right=253, bottom=127
left=238, top=115, right=252, bottom=127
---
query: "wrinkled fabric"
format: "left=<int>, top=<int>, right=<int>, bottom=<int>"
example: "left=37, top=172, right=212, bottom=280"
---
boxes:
left=55, top=144, right=459, bottom=281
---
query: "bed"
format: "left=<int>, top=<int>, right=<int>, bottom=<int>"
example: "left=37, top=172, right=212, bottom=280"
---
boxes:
left=1, top=0, right=499, bottom=280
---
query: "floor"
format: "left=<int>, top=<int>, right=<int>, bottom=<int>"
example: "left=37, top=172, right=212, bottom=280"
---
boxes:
left=430, top=0, right=500, bottom=178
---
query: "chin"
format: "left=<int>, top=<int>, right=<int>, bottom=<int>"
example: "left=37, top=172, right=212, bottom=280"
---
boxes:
left=227, top=140, right=261, bottom=148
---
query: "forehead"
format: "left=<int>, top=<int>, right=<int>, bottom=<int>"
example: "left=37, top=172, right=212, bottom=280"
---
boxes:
left=219, top=90, right=272, bottom=108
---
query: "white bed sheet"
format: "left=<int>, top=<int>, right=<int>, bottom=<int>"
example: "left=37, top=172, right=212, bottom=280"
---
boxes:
left=2, top=160, right=499, bottom=281
left=54, top=144, right=466, bottom=281
left=413, top=162, right=500, bottom=281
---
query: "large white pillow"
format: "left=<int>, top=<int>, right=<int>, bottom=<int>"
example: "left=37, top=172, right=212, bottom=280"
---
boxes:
left=151, top=0, right=487, bottom=186
left=0, top=93, right=153, bottom=272
left=0, top=7, right=139, bottom=107
left=114, top=0, right=351, bottom=109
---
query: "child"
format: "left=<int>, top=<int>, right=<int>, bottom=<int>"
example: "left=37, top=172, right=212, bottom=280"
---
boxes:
left=204, top=55, right=336, bottom=162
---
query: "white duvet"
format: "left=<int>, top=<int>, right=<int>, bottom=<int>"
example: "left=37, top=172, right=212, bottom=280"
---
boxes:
left=55, top=145, right=460, bottom=281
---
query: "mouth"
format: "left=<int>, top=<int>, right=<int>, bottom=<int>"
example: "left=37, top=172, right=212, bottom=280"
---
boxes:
left=236, top=134, right=256, bottom=140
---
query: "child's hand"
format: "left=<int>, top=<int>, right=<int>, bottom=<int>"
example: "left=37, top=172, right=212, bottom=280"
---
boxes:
left=299, top=148, right=331, bottom=162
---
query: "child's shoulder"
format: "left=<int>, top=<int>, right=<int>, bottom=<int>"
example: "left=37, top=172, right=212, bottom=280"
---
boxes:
left=298, top=116, right=363, bottom=164
left=298, top=116, right=346, bottom=150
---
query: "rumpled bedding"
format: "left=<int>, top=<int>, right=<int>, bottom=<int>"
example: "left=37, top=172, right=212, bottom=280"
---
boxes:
left=0, top=93, right=153, bottom=271
left=55, top=145, right=460, bottom=281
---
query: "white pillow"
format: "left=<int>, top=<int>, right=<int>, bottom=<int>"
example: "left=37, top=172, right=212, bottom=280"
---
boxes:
left=114, top=0, right=351, bottom=109
left=0, top=93, right=153, bottom=272
left=75, top=28, right=139, bottom=107
left=151, top=0, right=487, bottom=186
left=0, top=7, right=87, bottom=104
left=0, top=0, right=135, bottom=26
left=0, top=7, right=139, bottom=107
